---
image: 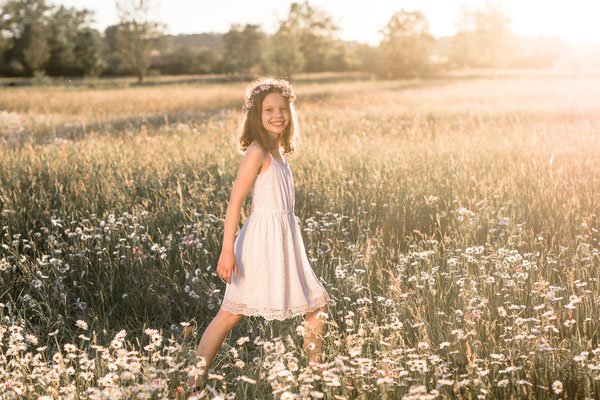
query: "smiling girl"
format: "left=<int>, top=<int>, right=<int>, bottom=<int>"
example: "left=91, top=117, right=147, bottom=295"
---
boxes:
left=187, top=77, right=331, bottom=391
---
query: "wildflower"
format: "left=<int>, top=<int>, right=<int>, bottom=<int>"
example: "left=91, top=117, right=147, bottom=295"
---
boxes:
left=188, top=364, right=205, bottom=381
left=497, top=379, right=510, bottom=387
left=574, top=351, right=589, bottom=362
left=208, top=373, right=225, bottom=380
left=296, top=325, right=305, bottom=336
left=240, top=375, right=257, bottom=384
left=144, top=328, right=159, bottom=337
left=236, top=336, right=250, bottom=346
left=552, top=380, right=563, bottom=394
left=564, top=319, right=576, bottom=327
left=75, top=319, right=89, bottom=330
left=288, top=361, right=299, bottom=372
left=64, top=343, right=77, bottom=353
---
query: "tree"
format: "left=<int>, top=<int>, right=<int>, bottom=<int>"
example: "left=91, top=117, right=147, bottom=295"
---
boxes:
left=222, top=24, right=266, bottom=77
left=74, top=28, right=103, bottom=76
left=279, top=1, right=339, bottom=72
left=268, top=25, right=305, bottom=79
left=377, top=10, right=434, bottom=79
left=0, top=0, right=52, bottom=75
left=114, top=0, right=165, bottom=83
left=46, top=6, right=99, bottom=76
left=22, top=20, right=50, bottom=74
left=451, top=2, right=515, bottom=68
left=156, top=46, right=219, bottom=75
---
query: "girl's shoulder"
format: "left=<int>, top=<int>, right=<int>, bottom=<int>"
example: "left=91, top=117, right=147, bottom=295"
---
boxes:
left=247, top=141, right=268, bottom=155
left=246, top=141, right=269, bottom=161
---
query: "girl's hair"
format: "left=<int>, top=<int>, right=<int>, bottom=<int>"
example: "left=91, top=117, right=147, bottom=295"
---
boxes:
left=237, top=76, right=301, bottom=155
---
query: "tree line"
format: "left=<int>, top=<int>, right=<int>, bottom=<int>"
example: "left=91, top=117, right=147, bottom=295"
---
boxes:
left=0, top=0, right=571, bottom=83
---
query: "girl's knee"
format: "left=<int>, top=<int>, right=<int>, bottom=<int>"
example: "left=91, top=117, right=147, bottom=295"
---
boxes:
left=217, top=308, right=245, bottom=327
left=306, top=304, right=328, bottom=320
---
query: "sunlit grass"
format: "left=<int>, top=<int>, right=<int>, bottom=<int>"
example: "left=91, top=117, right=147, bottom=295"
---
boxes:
left=1, top=74, right=599, bottom=398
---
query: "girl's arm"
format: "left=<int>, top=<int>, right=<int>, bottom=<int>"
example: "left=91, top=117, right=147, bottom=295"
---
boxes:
left=217, top=144, right=266, bottom=283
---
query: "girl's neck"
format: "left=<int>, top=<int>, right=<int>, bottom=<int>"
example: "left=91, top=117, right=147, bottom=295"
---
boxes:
left=265, top=136, right=280, bottom=154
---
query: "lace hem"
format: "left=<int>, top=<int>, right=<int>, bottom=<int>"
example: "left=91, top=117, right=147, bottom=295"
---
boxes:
left=220, top=292, right=330, bottom=321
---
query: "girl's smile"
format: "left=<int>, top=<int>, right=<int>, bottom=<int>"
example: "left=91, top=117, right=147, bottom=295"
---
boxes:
left=262, top=93, right=289, bottom=136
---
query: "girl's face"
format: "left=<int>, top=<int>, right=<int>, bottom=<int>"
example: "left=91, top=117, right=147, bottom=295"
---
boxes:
left=261, top=93, right=289, bottom=138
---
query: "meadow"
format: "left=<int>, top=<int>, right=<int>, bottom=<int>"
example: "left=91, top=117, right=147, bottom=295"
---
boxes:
left=0, top=73, right=599, bottom=399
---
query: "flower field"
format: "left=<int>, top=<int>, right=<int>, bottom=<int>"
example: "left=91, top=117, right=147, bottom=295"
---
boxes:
left=1, top=74, right=599, bottom=399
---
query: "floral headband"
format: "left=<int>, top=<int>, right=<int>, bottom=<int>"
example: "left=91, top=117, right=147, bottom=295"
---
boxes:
left=242, top=79, right=296, bottom=113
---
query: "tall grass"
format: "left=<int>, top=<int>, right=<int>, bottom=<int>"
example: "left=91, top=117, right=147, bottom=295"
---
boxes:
left=1, top=75, right=599, bottom=398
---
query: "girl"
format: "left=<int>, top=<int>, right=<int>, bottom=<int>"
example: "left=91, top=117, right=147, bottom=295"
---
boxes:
left=188, top=77, right=331, bottom=391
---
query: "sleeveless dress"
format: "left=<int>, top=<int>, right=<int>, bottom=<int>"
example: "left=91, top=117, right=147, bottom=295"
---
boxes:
left=220, top=151, right=331, bottom=321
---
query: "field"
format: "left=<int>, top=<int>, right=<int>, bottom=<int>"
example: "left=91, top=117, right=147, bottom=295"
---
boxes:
left=1, top=73, right=600, bottom=399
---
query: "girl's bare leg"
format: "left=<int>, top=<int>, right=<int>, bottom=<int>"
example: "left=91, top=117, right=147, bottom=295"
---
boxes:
left=187, top=309, right=245, bottom=389
left=303, top=304, right=329, bottom=364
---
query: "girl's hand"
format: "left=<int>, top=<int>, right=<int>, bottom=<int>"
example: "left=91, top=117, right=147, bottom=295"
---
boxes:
left=217, top=249, right=238, bottom=284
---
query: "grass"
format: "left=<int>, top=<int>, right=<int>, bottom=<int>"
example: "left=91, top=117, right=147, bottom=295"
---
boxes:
left=0, top=73, right=599, bottom=399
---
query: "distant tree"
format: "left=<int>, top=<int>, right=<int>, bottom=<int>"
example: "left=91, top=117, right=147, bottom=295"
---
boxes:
left=156, top=46, right=219, bottom=74
left=350, top=42, right=378, bottom=73
left=114, top=0, right=165, bottom=83
left=326, top=41, right=349, bottom=72
left=268, top=25, right=305, bottom=79
left=451, top=3, right=515, bottom=68
left=46, top=6, right=99, bottom=76
left=74, top=28, right=103, bottom=76
left=222, top=24, right=266, bottom=77
left=0, top=22, right=11, bottom=73
left=22, top=20, right=51, bottom=74
left=0, top=0, right=52, bottom=75
left=279, top=1, right=339, bottom=72
left=377, top=10, right=434, bottom=79
left=103, top=25, right=129, bottom=76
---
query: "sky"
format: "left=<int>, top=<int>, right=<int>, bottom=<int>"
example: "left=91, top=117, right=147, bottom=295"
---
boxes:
left=53, top=0, right=600, bottom=46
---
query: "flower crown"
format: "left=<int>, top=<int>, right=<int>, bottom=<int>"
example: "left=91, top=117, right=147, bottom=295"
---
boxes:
left=242, top=78, right=296, bottom=113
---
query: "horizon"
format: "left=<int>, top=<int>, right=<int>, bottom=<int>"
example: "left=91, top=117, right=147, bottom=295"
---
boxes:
left=52, top=0, right=600, bottom=46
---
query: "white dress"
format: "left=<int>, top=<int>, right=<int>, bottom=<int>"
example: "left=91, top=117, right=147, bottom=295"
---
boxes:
left=220, top=151, right=331, bottom=321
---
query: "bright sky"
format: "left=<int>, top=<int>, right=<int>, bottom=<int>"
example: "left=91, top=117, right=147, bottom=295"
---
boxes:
left=54, top=0, right=600, bottom=45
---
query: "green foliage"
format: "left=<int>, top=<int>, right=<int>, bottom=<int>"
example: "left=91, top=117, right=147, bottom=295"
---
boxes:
left=1, top=0, right=51, bottom=75
left=74, top=28, right=104, bottom=77
left=269, top=26, right=305, bottom=79
left=22, top=22, right=51, bottom=74
left=46, top=6, right=101, bottom=76
left=281, top=1, right=341, bottom=72
left=30, top=70, right=52, bottom=86
left=222, top=24, right=266, bottom=77
left=156, top=46, right=220, bottom=75
left=113, top=0, right=165, bottom=83
left=376, top=10, right=434, bottom=79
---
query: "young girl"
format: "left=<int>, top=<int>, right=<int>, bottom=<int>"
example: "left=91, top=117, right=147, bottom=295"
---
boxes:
left=188, top=77, right=331, bottom=391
